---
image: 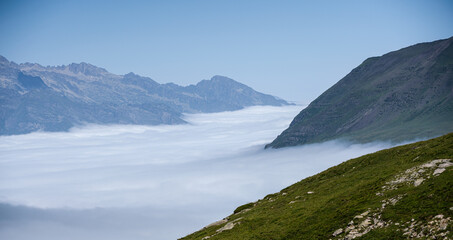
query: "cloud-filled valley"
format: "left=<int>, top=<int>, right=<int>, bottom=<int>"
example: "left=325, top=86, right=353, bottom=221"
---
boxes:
left=0, top=105, right=396, bottom=240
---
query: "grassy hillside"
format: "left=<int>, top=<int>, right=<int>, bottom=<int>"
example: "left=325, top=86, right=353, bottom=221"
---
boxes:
left=181, top=133, right=453, bottom=239
left=267, top=37, right=453, bottom=148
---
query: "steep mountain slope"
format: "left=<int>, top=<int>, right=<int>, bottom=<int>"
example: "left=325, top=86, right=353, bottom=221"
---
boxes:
left=181, top=133, right=453, bottom=240
left=0, top=56, right=289, bottom=135
left=266, top=37, right=453, bottom=148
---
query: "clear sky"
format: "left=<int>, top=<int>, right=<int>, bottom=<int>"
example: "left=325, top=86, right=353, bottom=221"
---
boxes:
left=1, top=0, right=452, bottom=103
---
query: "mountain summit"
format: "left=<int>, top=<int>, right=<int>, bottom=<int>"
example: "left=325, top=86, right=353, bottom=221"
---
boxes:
left=0, top=57, right=289, bottom=135
left=267, top=37, right=453, bottom=148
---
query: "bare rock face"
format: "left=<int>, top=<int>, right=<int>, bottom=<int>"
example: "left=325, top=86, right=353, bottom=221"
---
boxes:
left=203, top=219, right=228, bottom=229
left=0, top=58, right=289, bottom=135
left=201, top=217, right=243, bottom=239
left=332, top=159, right=452, bottom=240
left=216, top=222, right=236, bottom=233
left=267, top=37, right=453, bottom=148
left=378, top=159, right=452, bottom=194
left=332, top=228, right=343, bottom=236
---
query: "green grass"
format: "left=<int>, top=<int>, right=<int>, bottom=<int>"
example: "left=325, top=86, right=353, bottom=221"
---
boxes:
left=181, top=133, right=453, bottom=240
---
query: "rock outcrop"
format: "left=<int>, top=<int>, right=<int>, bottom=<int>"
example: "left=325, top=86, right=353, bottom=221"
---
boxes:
left=181, top=133, right=453, bottom=240
left=0, top=57, right=289, bottom=135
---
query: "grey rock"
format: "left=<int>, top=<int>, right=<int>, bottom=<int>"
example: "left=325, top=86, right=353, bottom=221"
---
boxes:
left=0, top=57, right=290, bottom=135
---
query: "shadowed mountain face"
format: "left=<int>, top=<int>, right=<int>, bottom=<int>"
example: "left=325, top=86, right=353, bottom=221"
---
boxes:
left=0, top=57, right=289, bottom=135
left=267, top=37, right=453, bottom=148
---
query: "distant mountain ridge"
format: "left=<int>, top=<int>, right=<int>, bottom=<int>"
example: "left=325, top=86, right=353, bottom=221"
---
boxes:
left=267, top=37, right=453, bottom=148
left=0, top=56, right=289, bottom=135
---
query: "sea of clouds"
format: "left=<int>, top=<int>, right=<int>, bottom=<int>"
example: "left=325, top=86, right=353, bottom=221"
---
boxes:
left=0, top=105, right=395, bottom=240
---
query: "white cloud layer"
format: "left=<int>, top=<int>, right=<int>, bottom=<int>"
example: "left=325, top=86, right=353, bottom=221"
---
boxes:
left=0, top=105, right=394, bottom=239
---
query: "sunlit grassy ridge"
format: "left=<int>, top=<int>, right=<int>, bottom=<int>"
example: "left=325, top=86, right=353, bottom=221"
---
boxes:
left=181, top=133, right=453, bottom=239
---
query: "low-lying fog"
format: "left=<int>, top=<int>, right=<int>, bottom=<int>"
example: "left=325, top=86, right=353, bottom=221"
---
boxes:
left=0, top=105, right=394, bottom=240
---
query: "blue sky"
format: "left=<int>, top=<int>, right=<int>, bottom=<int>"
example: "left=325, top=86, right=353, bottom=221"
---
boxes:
left=1, top=0, right=452, bottom=102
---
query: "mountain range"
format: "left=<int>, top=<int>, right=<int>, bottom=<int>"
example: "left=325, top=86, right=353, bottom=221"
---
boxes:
left=3, top=37, right=453, bottom=240
left=182, top=37, right=453, bottom=239
left=0, top=56, right=289, bottom=135
left=266, top=37, right=453, bottom=148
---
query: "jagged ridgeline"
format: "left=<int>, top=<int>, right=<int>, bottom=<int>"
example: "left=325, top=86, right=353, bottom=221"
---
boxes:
left=0, top=56, right=289, bottom=135
left=181, top=133, right=453, bottom=240
left=267, top=37, right=453, bottom=148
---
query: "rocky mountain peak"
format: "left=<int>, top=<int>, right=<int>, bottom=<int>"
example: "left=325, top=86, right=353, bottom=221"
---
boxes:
left=195, top=75, right=244, bottom=88
left=124, top=72, right=137, bottom=77
left=209, top=75, right=240, bottom=84
left=0, top=58, right=289, bottom=135
left=0, top=55, right=10, bottom=65
left=0, top=55, right=20, bottom=69
left=211, top=75, right=232, bottom=81
left=67, top=62, right=108, bottom=76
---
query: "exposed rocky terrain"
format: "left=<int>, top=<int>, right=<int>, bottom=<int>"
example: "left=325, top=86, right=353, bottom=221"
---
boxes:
left=331, top=158, right=452, bottom=240
left=0, top=56, right=289, bottom=135
left=181, top=133, right=453, bottom=240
